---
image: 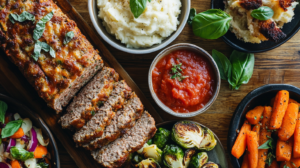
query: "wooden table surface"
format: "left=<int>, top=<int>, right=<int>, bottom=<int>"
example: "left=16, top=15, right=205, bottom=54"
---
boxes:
left=1, top=0, right=300, bottom=167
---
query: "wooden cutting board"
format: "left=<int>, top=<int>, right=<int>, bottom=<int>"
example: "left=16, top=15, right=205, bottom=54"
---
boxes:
left=0, top=0, right=164, bottom=167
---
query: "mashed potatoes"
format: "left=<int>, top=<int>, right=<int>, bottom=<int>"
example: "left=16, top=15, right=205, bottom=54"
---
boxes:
left=97, top=0, right=182, bottom=48
left=225, top=0, right=298, bottom=43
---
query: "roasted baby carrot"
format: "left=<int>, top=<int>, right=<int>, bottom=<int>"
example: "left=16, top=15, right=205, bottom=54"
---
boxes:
left=10, top=127, right=24, bottom=139
left=232, top=120, right=251, bottom=159
left=246, top=106, right=265, bottom=125
left=11, top=160, right=21, bottom=168
left=241, top=151, right=250, bottom=168
left=270, top=90, right=289, bottom=129
left=289, top=99, right=300, bottom=106
left=34, top=145, right=48, bottom=158
left=260, top=106, right=272, bottom=144
left=252, top=124, right=260, bottom=142
left=267, top=160, right=279, bottom=168
left=276, top=139, right=293, bottom=161
left=278, top=103, right=298, bottom=141
left=294, top=112, right=300, bottom=158
left=246, top=131, right=259, bottom=168
left=257, top=149, right=268, bottom=168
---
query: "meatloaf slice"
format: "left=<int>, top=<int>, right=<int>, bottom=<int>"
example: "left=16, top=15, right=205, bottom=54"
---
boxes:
left=91, top=111, right=156, bottom=168
left=83, top=92, right=144, bottom=150
left=0, top=0, right=104, bottom=112
left=73, top=80, right=132, bottom=144
left=59, top=67, right=119, bottom=130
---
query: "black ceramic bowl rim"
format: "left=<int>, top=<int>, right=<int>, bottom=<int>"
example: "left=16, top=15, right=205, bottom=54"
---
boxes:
left=0, top=94, right=60, bottom=168
left=210, top=1, right=300, bottom=53
left=227, top=84, right=300, bottom=168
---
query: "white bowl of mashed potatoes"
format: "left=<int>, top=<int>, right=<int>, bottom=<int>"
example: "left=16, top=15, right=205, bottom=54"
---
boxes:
left=88, top=0, right=190, bottom=54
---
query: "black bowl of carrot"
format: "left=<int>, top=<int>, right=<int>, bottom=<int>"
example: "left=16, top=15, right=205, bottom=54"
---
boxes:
left=228, top=84, right=300, bottom=168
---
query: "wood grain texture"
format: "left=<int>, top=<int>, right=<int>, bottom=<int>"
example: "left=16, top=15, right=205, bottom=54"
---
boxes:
left=1, top=0, right=300, bottom=167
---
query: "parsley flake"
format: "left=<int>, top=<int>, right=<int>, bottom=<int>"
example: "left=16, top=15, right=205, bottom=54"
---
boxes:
left=170, top=63, right=188, bottom=82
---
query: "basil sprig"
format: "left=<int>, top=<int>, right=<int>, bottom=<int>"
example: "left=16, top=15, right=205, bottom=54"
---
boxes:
left=1, top=119, right=23, bottom=138
left=212, top=49, right=255, bottom=90
left=191, top=9, right=232, bottom=39
left=9, top=11, right=35, bottom=24
left=33, top=11, right=54, bottom=40
left=130, top=0, right=147, bottom=18
left=258, top=137, right=274, bottom=149
left=63, top=31, right=74, bottom=45
left=188, top=8, right=197, bottom=26
left=0, top=101, right=7, bottom=124
left=251, top=6, right=274, bottom=21
left=32, top=41, right=56, bottom=61
left=10, top=147, right=34, bottom=161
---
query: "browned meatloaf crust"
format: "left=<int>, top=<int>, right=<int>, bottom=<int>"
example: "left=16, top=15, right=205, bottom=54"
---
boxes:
left=83, top=92, right=144, bottom=150
left=91, top=111, right=156, bottom=168
left=59, top=67, right=119, bottom=130
left=0, top=0, right=103, bottom=112
left=73, top=80, right=132, bottom=145
left=259, top=20, right=287, bottom=42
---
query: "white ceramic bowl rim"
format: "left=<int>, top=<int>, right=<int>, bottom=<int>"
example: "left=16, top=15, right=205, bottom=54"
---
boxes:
left=88, top=0, right=191, bottom=54
left=148, top=43, right=221, bottom=118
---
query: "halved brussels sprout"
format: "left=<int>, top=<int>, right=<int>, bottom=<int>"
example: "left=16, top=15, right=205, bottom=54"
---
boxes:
left=189, top=152, right=208, bottom=168
left=163, top=144, right=184, bottom=168
left=171, top=121, right=204, bottom=149
left=137, top=143, right=149, bottom=154
left=132, top=154, right=144, bottom=164
left=153, top=128, right=171, bottom=149
left=198, top=128, right=217, bottom=151
left=141, top=144, right=163, bottom=163
left=136, top=158, right=161, bottom=168
left=183, top=149, right=196, bottom=168
left=202, top=161, right=221, bottom=168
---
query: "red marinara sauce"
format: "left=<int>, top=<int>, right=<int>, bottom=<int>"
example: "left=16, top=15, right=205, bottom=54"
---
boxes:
left=152, top=50, right=216, bottom=113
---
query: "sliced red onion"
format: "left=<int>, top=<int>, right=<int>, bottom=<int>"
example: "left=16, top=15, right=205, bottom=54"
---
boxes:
left=27, top=128, right=38, bottom=152
left=0, top=162, right=12, bottom=168
left=5, top=139, right=16, bottom=153
left=21, top=135, right=30, bottom=143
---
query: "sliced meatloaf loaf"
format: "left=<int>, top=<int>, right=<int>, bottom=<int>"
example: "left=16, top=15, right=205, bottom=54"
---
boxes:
left=83, top=92, right=144, bottom=150
left=91, top=111, right=156, bottom=168
left=73, top=80, right=132, bottom=144
left=0, top=0, right=103, bottom=112
left=59, top=67, right=119, bottom=130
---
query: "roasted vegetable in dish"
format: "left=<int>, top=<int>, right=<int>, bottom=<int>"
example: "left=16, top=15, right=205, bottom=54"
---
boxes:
left=199, top=128, right=217, bottom=151
left=132, top=154, right=144, bottom=164
left=136, top=158, right=161, bottom=168
left=202, top=161, right=221, bottom=168
left=189, top=152, right=209, bottom=168
left=140, top=144, right=163, bottom=163
left=183, top=148, right=196, bottom=167
left=153, top=128, right=170, bottom=149
left=171, top=121, right=204, bottom=149
left=162, top=144, right=184, bottom=168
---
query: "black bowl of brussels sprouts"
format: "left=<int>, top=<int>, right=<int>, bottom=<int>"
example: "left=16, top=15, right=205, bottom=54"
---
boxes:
left=130, top=120, right=228, bottom=168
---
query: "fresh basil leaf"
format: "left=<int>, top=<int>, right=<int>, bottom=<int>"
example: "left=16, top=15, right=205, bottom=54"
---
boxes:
left=40, top=42, right=50, bottom=52
left=148, top=0, right=151, bottom=2
left=1, top=119, right=22, bottom=138
left=10, top=147, right=34, bottom=161
left=188, top=8, right=197, bottom=26
left=258, top=139, right=272, bottom=149
left=32, top=41, right=43, bottom=61
left=228, top=50, right=255, bottom=90
left=33, top=11, right=54, bottom=40
left=9, top=11, right=35, bottom=23
left=192, top=9, right=232, bottom=39
left=50, top=47, right=55, bottom=58
left=38, top=162, right=49, bottom=168
left=212, top=49, right=231, bottom=80
left=251, top=6, right=274, bottom=21
left=63, top=31, right=74, bottom=45
left=0, top=101, right=7, bottom=124
left=130, top=0, right=147, bottom=18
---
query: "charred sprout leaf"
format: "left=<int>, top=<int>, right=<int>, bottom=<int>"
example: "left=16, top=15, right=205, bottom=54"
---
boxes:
left=130, top=0, right=147, bottom=18
left=192, top=9, right=232, bottom=39
left=171, top=121, right=204, bottom=149
left=10, top=147, right=34, bottom=161
left=147, top=139, right=153, bottom=145
left=198, top=127, right=217, bottom=151
left=153, top=127, right=170, bottom=149
left=141, top=144, right=163, bottom=163
left=63, top=31, right=74, bottom=45
left=137, top=158, right=161, bottom=168
left=251, top=6, right=274, bottom=21
left=2, top=119, right=23, bottom=138
left=33, top=11, right=54, bottom=40
left=132, top=154, right=144, bottom=164
left=9, top=11, right=35, bottom=23
left=183, top=149, right=196, bottom=167
left=189, top=152, right=208, bottom=168
left=163, top=144, right=184, bottom=168
left=202, top=161, right=221, bottom=168
left=188, top=8, right=197, bottom=26
left=0, top=101, right=7, bottom=124
left=212, top=49, right=231, bottom=80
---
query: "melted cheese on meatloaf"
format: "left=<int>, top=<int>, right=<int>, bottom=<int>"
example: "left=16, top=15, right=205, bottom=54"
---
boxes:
left=0, top=0, right=103, bottom=112
left=225, top=0, right=298, bottom=43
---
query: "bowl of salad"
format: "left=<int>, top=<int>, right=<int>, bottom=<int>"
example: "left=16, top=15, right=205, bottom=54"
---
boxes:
left=129, top=120, right=228, bottom=168
left=0, top=94, right=59, bottom=168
